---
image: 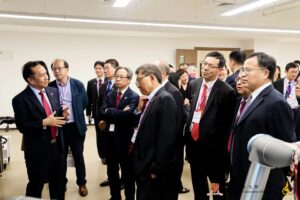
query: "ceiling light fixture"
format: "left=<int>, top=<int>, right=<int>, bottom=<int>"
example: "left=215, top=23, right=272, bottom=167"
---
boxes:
left=0, top=12, right=300, bottom=34
left=221, top=0, right=279, bottom=16
left=113, top=0, right=132, bottom=7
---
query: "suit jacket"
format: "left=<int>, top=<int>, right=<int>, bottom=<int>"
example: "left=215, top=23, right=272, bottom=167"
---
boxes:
left=97, top=80, right=117, bottom=117
left=86, top=77, right=107, bottom=118
left=98, top=87, right=139, bottom=158
left=134, top=87, right=178, bottom=178
left=273, top=78, right=300, bottom=104
left=185, top=78, right=236, bottom=164
left=49, top=78, right=88, bottom=136
left=231, top=85, right=296, bottom=200
left=226, top=69, right=240, bottom=89
left=12, top=86, right=65, bottom=160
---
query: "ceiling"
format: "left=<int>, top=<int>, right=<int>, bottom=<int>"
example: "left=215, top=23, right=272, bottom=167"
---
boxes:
left=1, top=0, right=300, bottom=40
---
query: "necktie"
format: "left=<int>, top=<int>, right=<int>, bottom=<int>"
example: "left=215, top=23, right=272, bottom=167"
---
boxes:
left=141, top=98, right=149, bottom=112
left=116, top=91, right=122, bottom=107
left=98, top=79, right=102, bottom=96
left=107, top=80, right=112, bottom=93
left=191, top=84, right=207, bottom=141
left=227, top=99, right=247, bottom=152
left=285, top=81, right=292, bottom=99
left=39, top=91, right=56, bottom=139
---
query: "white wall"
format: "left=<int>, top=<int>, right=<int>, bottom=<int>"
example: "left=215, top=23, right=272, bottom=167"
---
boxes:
left=0, top=30, right=240, bottom=116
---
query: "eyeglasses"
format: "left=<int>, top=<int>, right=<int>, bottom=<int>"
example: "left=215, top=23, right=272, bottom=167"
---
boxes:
left=114, top=75, right=129, bottom=79
left=240, top=67, right=264, bottom=74
left=201, top=61, right=219, bottom=69
left=135, top=74, right=150, bottom=87
left=52, top=67, right=66, bottom=71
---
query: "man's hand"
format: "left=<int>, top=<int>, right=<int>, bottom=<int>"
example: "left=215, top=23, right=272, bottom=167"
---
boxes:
left=43, top=111, right=67, bottom=127
left=62, top=106, right=69, bottom=120
left=98, top=120, right=106, bottom=131
left=150, top=173, right=157, bottom=179
left=184, top=98, right=190, bottom=105
left=137, top=95, right=148, bottom=112
left=123, top=105, right=130, bottom=111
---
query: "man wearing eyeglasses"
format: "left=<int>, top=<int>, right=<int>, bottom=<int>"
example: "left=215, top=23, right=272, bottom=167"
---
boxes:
left=49, top=58, right=88, bottom=197
left=98, top=67, right=139, bottom=200
left=134, top=64, right=178, bottom=200
left=185, top=51, right=236, bottom=200
left=230, top=52, right=296, bottom=200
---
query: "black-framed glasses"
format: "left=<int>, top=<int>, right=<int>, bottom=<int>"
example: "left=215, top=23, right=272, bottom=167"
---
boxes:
left=135, top=74, right=150, bottom=87
left=52, top=67, right=66, bottom=71
left=201, top=61, right=219, bottom=69
left=114, top=75, right=129, bottom=79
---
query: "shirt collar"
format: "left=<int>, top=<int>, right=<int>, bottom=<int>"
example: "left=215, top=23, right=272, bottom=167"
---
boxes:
left=56, top=77, right=70, bottom=87
left=203, top=77, right=218, bottom=90
left=118, top=87, right=129, bottom=95
left=29, top=85, right=45, bottom=95
left=161, top=79, right=168, bottom=87
left=147, top=85, right=163, bottom=101
left=284, top=77, right=294, bottom=84
left=251, top=82, right=272, bottom=101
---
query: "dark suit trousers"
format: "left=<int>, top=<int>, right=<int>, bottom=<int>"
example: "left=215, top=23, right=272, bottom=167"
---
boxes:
left=25, top=142, right=65, bottom=200
left=136, top=164, right=178, bottom=200
left=190, top=157, right=225, bottom=200
left=106, top=133, right=135, bottom=200
left=175, top=135, right=184, bottom=191
left=93, top=114, right=107, bottom=159
left=62, top=122, right=87, bottom=186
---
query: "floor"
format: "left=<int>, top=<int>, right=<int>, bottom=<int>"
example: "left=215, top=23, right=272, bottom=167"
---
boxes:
left=0, top=127, right=295, bottom=200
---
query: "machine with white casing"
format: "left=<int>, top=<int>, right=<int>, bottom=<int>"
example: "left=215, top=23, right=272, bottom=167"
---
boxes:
left=241, top=134, right=299, bottom=200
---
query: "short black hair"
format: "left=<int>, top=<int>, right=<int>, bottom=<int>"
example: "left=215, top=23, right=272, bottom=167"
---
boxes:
left=205, top=51, right=226, bottom=68
left=105, top=59, right=119, bottom=68
left=229, top=50, right=246, bottom=65
left=37, top=60, right=50, bottom=80
left=135, top=63, right=162, bottom=84
left=247, top=52, right=276, bottom=80
left=285, top=62, right=299, bottom=71
left=294, top=60, right=300, bottom=65
left=94, top=61, right=104, bottom=69
left=22, top=61, right=40, bottom=83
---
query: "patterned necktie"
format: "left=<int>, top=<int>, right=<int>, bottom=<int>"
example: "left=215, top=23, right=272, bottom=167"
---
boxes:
left=227, top=99, right=247, bottom=152
left=285, top=81, right=292, bottom=99
left=107, top=80, right=112, bottom=93
left=116, top=91, right=122, bottom=107
left=39, top=91, right=56, bottom=139
left=98, top=79, right=102, bottom=96
left=191, top=84, right=207, bottom=141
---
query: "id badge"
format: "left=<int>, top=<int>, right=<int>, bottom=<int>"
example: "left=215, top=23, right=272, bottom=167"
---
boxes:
left=109, top=124, right=115, bottom=132
left=131, top=128, right=138, bottom=143
left=192, top=111, right=201, bottom=123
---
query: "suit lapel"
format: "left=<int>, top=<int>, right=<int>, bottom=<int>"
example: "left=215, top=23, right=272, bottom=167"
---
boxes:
left=25, top=86, right=46, bottom=115
left=237, top=85, right=272, bottom=125
left=45, top=87, right=57, bottom=112
left=201, top=80, right=219, bottom=119
left=117, top=88, right=130, bottom=109
left=190, top=79, right=203, bottom=115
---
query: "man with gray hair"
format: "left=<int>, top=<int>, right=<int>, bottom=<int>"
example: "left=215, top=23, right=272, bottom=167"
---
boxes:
left=133, top=64, right=178, bottom=200
left=98, top=66, right=139, bottom=200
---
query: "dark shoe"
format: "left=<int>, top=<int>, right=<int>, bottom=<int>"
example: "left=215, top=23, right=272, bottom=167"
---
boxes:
left=120, top=183, right=125, bottom=190
left=100, top=179, right=109, bottom=187
left=108, top=198, right=121, bottom=200
left=79, top=185, right=88, bottom=197
left=65, top=185, right=67, bottom=192
left=102, top=158, right=107, bottom=165
left=178, top=187, right=190, bottom=194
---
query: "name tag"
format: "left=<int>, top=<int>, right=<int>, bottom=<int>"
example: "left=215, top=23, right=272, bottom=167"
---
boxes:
left=192, top=111, right=201, bottom=123
left=131, top=128, right=138, bottom=143
left=109, top=124, right=115, bottom=132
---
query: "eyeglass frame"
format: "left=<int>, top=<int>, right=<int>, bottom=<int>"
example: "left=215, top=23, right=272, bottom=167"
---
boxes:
left=135, top=74, right=150, bottom=87
left=240, top=67, right=267, bottom=74
left=201, top=61, right=220, bottom=69
left=114, top=75, right=129, bottom=79
left=52, top=67, right=66, bottom=71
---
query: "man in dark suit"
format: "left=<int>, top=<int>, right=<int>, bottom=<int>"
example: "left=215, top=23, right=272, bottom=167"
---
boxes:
left=49, top=59, right=88, bottom=197
left=134, top=64, right=179, bottom=200
left=97, top=58, right=119, bottom=187
left=86, top=61, right=106, bottom=162
left=185, top=51, right=236, bottom=200
left=12, top=61, right=67, bottom=199
left=226, top=50, right=246, bottom=90
left=273, top=62, right=300, bottom=108
left=230, top=52, right=297, bottom=200
left=155, top=60, right=189, bottom=194
left=99, top=67, right=139, bottom=200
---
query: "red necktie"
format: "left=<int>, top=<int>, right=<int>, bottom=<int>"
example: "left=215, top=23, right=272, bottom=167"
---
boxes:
left=191, top=84, right=207, bottom=141
left=98, top=79, right=102, bottom=96
left=227, top=99, right=247, bottom=152
left=39, top=91, right=56, bottom=139
left=116, top=91, right=122, bottom=107
left=141, top=98, right=149, bottom=112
